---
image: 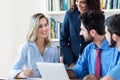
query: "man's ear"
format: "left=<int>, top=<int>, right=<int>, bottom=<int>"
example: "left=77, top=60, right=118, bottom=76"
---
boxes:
left=90, top=29, right=96, bottom=36
left=112, top=33, right=117, bottom=41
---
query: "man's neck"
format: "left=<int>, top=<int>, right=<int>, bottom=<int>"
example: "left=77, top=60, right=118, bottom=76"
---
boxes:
left=116, top=37, right=120, bottom=51
left=94, top=35, right=105, bottom=48
left=116, top=43, right=120, bottom=51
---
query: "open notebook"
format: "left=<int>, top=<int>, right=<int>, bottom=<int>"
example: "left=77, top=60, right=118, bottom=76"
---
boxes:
left=36, top=62, right=70, bottom=80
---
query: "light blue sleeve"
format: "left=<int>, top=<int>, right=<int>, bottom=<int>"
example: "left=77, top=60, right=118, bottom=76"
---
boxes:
left=107, top=64, right=120, bottom=80
left=10, top=43, right=27, bottom=78
left=52, top=45, right=60, bottom=63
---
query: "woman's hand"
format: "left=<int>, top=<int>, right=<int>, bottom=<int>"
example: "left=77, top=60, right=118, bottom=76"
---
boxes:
left=23, top=68, right=34, bottom=78
left=16, top=68, right=34, bottom=79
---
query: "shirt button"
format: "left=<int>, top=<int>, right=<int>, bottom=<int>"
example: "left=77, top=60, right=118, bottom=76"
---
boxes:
left=79, top=44, right=82, bottom=46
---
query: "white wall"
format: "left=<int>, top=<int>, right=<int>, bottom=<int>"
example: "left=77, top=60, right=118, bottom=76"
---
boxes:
left=0, top=0, right=46, bottom=78
left=0, top=0, right=13, bottom=78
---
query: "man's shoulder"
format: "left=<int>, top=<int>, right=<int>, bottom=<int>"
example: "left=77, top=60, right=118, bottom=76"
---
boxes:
left=82, top=42, right=95, bottom=53
left=85, top=42, right=94, bottom=49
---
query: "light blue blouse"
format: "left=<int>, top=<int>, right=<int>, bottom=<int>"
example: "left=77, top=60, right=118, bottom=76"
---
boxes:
left=72, top=38, right=120, bottom=79
left=10, top=41, right=60, bottom=78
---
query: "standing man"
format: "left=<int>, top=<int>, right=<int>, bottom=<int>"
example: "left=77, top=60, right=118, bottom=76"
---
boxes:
left=67, top=10, right=120, bottom=80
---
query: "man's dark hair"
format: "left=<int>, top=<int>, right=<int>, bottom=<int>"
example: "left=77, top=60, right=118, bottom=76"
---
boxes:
left=105, top=14, right=120, bottom=36
left=80, top=10, right=105, bottom=35
left=105, top=14, right=120, bottom=47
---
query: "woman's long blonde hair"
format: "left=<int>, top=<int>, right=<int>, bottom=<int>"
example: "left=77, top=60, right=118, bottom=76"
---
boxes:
left=26, top=13, right=51, bottom=46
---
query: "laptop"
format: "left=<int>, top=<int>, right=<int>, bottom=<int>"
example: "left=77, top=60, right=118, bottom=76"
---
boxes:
left=36, top=62, right=70, bottom=80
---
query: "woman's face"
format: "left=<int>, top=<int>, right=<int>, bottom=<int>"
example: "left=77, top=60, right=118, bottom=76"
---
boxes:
left=75, top=0, right=88, bottom=14
left=36, top=18, right=49, bottom=39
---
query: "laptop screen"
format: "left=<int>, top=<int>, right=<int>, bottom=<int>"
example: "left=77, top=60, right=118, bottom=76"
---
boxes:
left=36, top=62, right=70, bottom=80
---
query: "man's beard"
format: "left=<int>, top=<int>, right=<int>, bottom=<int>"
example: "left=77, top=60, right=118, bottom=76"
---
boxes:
left=85, top=35, right=94, bottom=43
left=110, top=37, right=116, bottom=47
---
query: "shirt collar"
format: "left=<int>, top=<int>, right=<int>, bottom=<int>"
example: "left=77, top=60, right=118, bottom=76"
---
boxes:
left=29, top=41, right=51, bottom=48
left=92, top=38, right=109, bottom=50
left=29, top=41, right=36, bottom=47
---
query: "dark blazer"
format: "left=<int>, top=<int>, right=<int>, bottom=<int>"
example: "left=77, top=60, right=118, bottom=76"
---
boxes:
left=60, top=8, right=87, bottom=66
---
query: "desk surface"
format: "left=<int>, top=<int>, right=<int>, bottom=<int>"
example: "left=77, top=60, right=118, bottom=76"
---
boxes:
left=0, top=78, right=41, bottom=80
left=3, top=78, right=81, bottom=80
left=0, top=78, right=81, bottom=80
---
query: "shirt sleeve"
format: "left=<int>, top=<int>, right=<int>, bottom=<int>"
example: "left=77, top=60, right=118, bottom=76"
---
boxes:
left=10, top=43, right=27, bottom=78
left=106, top=64, right=120, bottom=80
left=106, top=52, right=120, bottom=80
left=53, top=45, right=60, bottom=63
left=72, top=48, right=89, bottom=78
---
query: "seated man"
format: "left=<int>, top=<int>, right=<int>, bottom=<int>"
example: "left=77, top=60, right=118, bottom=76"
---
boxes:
left=67, top=10, right=120, bottom=80
left=101, top=14, right=120, bottom=80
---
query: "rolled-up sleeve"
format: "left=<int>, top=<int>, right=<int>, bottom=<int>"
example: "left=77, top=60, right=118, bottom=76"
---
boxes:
left=72, top=51, right=88, bottom=78
left=10, top=44, right=27, bottom=78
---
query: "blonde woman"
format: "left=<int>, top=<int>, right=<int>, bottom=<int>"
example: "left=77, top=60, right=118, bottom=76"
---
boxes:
left=10, top=13, right=60, bottom=79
